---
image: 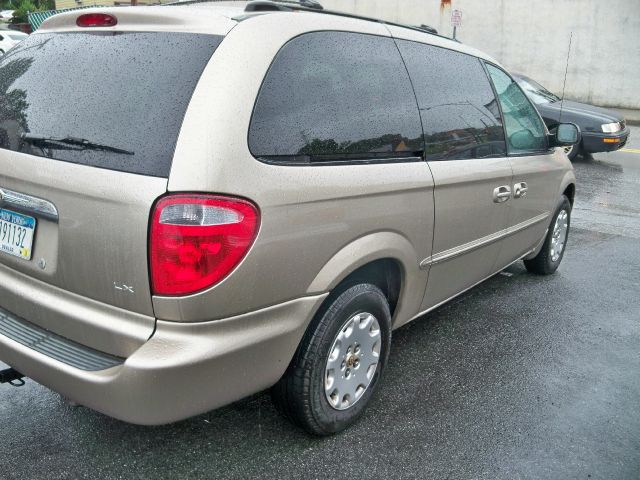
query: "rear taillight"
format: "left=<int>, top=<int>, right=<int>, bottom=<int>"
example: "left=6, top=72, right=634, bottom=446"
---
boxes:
left=150, top=194, right=259, bottom=296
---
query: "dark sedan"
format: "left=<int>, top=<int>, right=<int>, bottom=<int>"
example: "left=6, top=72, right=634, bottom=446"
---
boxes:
left=513, top=73, right=630, bottom=160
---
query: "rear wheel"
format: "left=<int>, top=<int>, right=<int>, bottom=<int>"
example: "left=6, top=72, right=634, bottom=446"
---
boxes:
left=272, top=283, right=391, bottom=435
left=524, top=195, right=571, bottom=275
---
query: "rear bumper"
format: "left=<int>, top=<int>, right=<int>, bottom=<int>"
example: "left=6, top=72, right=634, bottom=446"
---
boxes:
left=581, top=128, right=630, bottom=153
left=0, top=294, right=326, bottom=425
left=0, top=262, right=155, bottom=358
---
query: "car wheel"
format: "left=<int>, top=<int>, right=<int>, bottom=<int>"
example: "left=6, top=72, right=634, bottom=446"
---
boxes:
left=563, top=143, right=580, bottom=161
left=272, top=283, right=391, bottom=436
left=524, top=195, right=571, bottom=275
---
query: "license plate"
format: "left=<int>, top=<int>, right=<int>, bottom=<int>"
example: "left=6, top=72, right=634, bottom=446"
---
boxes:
left=0, top=209, right=36, bottom=260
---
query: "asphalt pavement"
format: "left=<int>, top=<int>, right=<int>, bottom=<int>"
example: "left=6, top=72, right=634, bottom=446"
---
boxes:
left=1, top=128, right=639, bottom=480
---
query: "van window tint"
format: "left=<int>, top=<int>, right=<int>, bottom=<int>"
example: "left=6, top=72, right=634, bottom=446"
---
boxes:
left=396, top=40, right=506, bottom=161
left=485, top=64, right=548, bottom=154
left=249, top=32, right=423, bottom=164
left=0, top=32, right=223, bottom=177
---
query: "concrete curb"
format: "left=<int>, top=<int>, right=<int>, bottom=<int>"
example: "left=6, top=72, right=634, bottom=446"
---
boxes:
left=614, top=108, right=640, bottom=126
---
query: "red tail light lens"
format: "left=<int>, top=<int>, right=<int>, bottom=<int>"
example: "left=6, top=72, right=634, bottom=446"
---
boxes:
left=76, top=13, right=117, bottom=27
left=150, top=194, right=259, bottom=296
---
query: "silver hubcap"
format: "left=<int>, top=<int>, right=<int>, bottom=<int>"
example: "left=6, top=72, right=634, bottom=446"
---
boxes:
left=550, top=209, right=569, bottom=262
left=324, top=312, right=381, bottom=410
left=563, top=145, right=574, bottom=156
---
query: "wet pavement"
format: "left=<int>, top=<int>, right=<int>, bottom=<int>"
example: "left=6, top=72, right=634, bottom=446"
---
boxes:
left=1, top=128, right=639, bottom=479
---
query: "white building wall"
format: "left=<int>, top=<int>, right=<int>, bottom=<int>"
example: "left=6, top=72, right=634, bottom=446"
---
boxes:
left=321, top=0, right=640, bottom=109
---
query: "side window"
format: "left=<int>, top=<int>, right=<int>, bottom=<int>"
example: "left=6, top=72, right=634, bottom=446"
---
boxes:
left=485, top=64, right=548, bottom=154
left=249, top=32, right=423, bottom=164
left=396, top=39, right=506, bottom=161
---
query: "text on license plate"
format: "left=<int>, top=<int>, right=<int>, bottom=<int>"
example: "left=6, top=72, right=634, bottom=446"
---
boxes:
left=0, top=208, right=36, bottom=260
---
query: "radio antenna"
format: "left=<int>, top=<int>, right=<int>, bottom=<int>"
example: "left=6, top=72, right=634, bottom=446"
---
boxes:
left=559, top=32, right=573, bottom=123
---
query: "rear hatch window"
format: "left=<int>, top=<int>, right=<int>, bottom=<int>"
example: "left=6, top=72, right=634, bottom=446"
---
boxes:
left=0, top=31, right=223, bottom=177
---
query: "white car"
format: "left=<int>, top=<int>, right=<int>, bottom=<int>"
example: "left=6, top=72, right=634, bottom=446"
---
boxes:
left=0, top=10, right=14, bottom=20
left=0, top=31, right=28, bottom=54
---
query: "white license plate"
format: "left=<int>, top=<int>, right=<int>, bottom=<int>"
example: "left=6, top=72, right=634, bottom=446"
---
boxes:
left=0, top=208, right=36, bottom=260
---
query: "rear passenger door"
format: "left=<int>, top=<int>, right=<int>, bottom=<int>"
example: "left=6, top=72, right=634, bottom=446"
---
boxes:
left=396, top=40, right=512, bottom=310
left=244, top=30, right=436, bottom=319
left=484, top=64, right=562, bottom=267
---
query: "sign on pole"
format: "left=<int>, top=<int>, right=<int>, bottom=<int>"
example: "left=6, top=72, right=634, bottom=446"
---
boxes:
left=451, top=9, right=462, bottom=27
left=451, top=9, right=462, bottom=39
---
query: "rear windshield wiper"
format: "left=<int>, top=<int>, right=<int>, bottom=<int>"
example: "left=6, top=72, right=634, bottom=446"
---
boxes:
left=21, top=133, right=135, bottom=155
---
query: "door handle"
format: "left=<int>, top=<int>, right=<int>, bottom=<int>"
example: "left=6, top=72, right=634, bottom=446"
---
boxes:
left=514, top=182, right=528, bottom=198
left=493, top=185, right=511, bottom=203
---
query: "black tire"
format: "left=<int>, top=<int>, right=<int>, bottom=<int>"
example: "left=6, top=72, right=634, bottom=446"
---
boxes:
left=272, top=283, right=392, bottom=436
left=524, top=195, right=571, bottom=275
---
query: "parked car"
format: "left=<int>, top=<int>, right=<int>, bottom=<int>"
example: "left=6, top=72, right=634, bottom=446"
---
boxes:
left=0, top=30, right=28, bottom=54
left=0, top=10, right=14, bottom=20
left=0, top=1, right=577, bottom=435
left=513, top=73, right=629, bottom=160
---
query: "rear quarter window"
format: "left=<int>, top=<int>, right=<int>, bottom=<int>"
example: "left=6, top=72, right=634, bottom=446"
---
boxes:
left=248, top=31, right=424, bottom=164
left=0, top=32, right=223, bottom=177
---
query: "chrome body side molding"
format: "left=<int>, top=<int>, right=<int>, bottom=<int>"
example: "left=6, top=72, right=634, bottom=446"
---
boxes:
left=410, top=248, right=539, bottom=323
left=420, top=212, right=550, bottom=269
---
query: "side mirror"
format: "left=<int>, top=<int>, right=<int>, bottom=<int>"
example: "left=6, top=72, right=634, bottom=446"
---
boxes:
left=553, top=123, right=581, bottom=146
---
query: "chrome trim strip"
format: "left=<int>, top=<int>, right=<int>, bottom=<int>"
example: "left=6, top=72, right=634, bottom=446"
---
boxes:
left=0, top=187, right=59, bottom=222
left=410, top=248, right=537, bottom=323
left=419, top=212, right=550, bottom=269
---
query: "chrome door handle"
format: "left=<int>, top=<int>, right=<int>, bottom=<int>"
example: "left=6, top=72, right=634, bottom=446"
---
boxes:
left=493, top=185, right=511, bottom=203
left=514, top=182, right=528, bottom=198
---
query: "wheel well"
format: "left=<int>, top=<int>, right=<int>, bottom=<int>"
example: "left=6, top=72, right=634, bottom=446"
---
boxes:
left=563, top=184, right=575, bottom=206
left=326, top=258, right=402, bottom=317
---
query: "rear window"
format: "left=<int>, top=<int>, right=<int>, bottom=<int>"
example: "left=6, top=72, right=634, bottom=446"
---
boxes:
left=0, top=32, right=223, bottom=177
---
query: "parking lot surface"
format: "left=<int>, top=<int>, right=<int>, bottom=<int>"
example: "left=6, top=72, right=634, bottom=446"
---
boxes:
left=1, top=127, right=639, bottom=480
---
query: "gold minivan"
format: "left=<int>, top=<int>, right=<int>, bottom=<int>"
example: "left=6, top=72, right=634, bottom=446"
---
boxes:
left=0, top=1, right=577, bottom=435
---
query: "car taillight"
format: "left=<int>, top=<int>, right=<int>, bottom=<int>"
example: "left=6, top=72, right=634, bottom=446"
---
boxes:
left=150, top=194, right=259, bottom=296
left=76, top=13, right=117, bottom=27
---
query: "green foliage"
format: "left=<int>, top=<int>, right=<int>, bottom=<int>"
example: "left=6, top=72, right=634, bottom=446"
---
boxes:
left=2, top=0, right=54, bottom=23
left=10, top=0, right=41, bottom=24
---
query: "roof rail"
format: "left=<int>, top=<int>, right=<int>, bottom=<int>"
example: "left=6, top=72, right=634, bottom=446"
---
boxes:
left=416, top=24, right=438, bottom=35
left=245, top=0, right=323, bottom=11
left=244, top=0, right=444, bottom=39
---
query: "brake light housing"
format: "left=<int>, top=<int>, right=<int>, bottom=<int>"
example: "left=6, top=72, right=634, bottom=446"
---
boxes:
left=76, top=13, right=117, bottom=28
left=150, top=194, right=260, bottom=296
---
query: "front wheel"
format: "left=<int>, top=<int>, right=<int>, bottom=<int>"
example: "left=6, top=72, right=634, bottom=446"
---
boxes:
left=563, top=143, right=580, bottom=161
left=272, top=283, right=391, bottom=435
left=524, top=195, right=571, bottom=275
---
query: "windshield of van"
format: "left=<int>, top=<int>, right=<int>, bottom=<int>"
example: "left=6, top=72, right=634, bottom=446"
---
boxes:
left=0, top=31, right=223, bottom=177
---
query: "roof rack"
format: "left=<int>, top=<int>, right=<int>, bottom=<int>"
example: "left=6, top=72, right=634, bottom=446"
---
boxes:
left=416, top=24, right=438, bottom=35
left=163, top=0, right=442, bottom=38
left=245, top=0, right=323, bottom=11
left=244, top=0, right=441, bottom=37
